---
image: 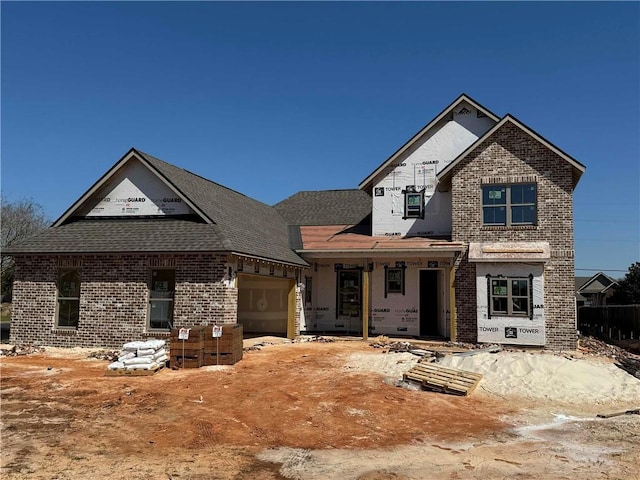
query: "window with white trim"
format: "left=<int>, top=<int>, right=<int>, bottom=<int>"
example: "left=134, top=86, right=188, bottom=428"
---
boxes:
left=386, top=269, right=403, bottom=293
left=482, top=183, right=536, bottom=226
left=403, top=186, right=425, bottom=219
left=57, top=269, right=80, bottom=328
left=384, top=262, right=406, bottom=297
left=149, top=269, right=175, bottom=330
left=488, top=276, right=531, bottom=317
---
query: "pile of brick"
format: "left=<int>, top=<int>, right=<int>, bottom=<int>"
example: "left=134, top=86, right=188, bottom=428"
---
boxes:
left=170, top=327, right=205, bottom=368
left=170, top=324, right=243, bottom=368
left=107, top=339, right=168, bottom=372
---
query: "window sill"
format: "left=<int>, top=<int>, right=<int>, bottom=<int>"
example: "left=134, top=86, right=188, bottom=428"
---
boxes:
left=143, top=331, right=171, bottom=337
left=52, top=328, right=78, bottom=335
left=481, top=225, right=538, bottom=231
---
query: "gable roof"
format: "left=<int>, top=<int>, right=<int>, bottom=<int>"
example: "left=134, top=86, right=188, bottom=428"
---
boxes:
left=437, top=114, right=586, bottom=186
left=274, top=190, right=371, bottom=226
left=358, top=93, right=500, bottom=191
left=577, top=272, right=618, bottom=295
left=10, top=148, right=307, bottom=266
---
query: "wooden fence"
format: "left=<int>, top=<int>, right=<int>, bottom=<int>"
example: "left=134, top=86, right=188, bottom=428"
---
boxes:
left=578, top=305, right=640, bottom=340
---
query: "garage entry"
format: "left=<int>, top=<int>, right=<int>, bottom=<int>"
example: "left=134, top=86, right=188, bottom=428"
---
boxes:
left=237, top=274, right=295, bottom=337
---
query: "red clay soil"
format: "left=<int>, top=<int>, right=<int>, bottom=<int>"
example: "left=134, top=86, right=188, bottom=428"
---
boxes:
left=3, top=341, right=636, bottom=479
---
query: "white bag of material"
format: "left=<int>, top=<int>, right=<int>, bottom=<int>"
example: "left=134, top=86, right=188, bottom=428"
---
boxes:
left=118, top=352, right=136, bottom=362
left=155, top=354, right=168, bottom=364
left=152, top=349, right=167, bottom=360
left=122, top=340, right=146, bottom=351
left=142, top=339, right=166, bottom=350
left=123, top=356, right=154, bottom=366
left=107, top=361, right=125, bottom=370
left=137, top=348, right=156, bottom=357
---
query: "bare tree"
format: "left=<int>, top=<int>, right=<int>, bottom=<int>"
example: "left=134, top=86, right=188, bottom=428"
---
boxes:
left=1, top=195, right=50, bottom=300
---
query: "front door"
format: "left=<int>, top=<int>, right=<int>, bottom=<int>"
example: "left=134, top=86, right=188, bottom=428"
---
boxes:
left=336, top=270, right=362, bottom=333
left=419, top=270, right=439, bottom=336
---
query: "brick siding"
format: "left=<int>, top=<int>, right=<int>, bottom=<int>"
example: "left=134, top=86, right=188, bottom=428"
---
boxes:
left=10, top=253, right=238, bottom=348
left=450, top=122, right=578, bottom=350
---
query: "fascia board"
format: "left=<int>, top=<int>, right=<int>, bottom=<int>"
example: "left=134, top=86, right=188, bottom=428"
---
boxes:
left=134, top=150, right=214, bottom=224
left=299, top=247, right=464, bottom=259
left=53, top=148, right=139, bottom=227
left=437, top=115, right=587, bottom=184
left=231, top=251, right=309, bottom=268
left=53, top=148, right=213, bottom=227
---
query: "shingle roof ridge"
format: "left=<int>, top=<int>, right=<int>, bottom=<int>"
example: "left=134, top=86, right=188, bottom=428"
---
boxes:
left=135, top=148, right=270, bottom=207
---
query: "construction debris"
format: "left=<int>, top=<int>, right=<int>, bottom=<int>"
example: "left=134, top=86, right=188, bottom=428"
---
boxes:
left=87, top=350, right=119, bottom=362
left=578, top=336, right=631, bottom=359
left=293, top=336, right=335, bottom=343
left=596, top=408, right=640, bottom=419
left=618, top=357, right=640, bottom=379
left=0, top=344, right=46, bottom=356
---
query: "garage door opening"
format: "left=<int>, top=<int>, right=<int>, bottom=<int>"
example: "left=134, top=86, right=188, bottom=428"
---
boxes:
left=237, top=275, right=293, bottom=337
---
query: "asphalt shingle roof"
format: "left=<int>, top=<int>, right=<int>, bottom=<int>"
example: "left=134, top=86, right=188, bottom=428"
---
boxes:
left=7, top=149, right=307, bottom=266
left=4, top=218, right=225, bottom=254
left=274, top=190, right=371, bottom=226
left=138, top=151, right=306, bottom=266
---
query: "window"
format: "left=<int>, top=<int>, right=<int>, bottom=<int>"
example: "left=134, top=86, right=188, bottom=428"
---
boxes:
left=384, top=263, right=406, bottom=297
left=57, top=269, right=80, bottom=328
left=489, top=277, right=531, bottom=317
left=149, top=269, right=175, bottom=330
left=386, top=269, right=403, bottom=293
left=403, top=186, right=425, bottom=219
left=482, top=183, right=536, bottom=226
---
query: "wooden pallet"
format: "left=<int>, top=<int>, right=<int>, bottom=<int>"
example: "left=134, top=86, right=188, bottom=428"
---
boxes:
left=105, top=363, right=164, bottom=377
left=403, top=363, right=482, bottom=396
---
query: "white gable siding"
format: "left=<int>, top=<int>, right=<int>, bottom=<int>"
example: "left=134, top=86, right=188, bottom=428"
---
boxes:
left=372, top=108, right=495, bottom=237
left=78, top=160, right=193, bottom=217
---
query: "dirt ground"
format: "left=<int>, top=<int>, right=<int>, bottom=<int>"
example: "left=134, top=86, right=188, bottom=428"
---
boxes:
left=1, top=339, right=639, bottom=480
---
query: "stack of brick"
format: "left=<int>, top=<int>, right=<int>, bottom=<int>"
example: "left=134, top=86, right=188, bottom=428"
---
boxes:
left=107, top=339, right=168, bottom=372
left=170, top=326, right=205, bottom=368
left=203, top=324, right=243, bottom=365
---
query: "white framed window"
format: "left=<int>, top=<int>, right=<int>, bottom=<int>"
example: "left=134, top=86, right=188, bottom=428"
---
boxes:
left=149, top=269, right=175, bottom=330
left=482, top=183, right=536, bottom=226
left=57, top=269, right=80, bottom=328
left=384, top=262, right=406, bottom=297
left=403, top=186, right=425, bottom=219
left=386, top=268, right=403, bottom=293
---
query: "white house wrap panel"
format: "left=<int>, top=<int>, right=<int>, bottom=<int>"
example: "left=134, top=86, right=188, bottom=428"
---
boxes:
left=372, top=107, right=495, bottom=237
left=475, top=263, right=546, bottom=346
left=81, top=161, right=192, bottom=217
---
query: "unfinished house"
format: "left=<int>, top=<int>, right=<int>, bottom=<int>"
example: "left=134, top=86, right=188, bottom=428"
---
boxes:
left=7, top=94, right=585, bottom=349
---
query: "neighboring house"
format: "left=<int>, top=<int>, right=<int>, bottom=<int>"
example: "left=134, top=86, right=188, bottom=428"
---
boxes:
left=7, top=94, right=585, bottom=350
left=575, top=272, right=618, bottom=307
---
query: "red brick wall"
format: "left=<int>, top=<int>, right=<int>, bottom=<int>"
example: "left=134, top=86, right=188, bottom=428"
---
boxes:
left=10, top=253, right=238, bottom=348
left=450, top=122, right=578, bottom=350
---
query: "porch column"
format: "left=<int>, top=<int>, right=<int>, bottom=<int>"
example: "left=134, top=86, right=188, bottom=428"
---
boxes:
left=287, top=278, right=296, bottom=339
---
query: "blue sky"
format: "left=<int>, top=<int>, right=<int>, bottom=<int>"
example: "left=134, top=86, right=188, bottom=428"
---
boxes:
left=2, top=1, right=638, bottom=278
